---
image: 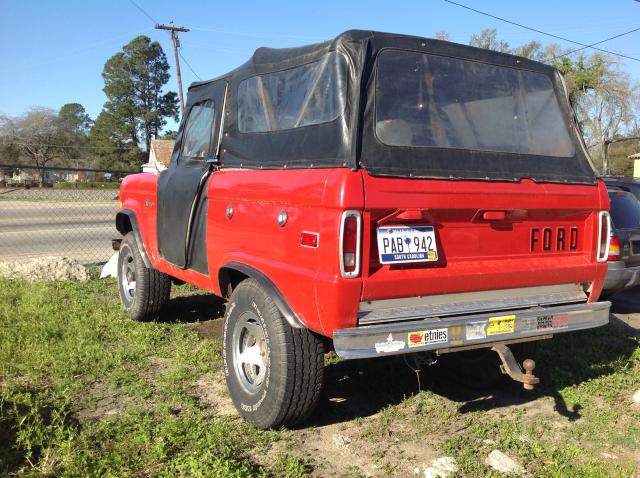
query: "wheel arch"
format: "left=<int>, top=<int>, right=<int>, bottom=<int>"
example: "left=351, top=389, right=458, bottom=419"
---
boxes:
left=116, top=209, right=152, bottom=268
left=218, top=262, right=306, bottom=329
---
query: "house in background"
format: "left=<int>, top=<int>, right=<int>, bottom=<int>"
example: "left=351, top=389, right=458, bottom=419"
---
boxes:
left=631, top=152, right=640, bottom=178
left=142, top=140, right=175, bottom=173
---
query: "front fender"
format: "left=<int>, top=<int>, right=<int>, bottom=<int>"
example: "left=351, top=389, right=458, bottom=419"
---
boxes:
left=116, top=209, right=152, bottom=268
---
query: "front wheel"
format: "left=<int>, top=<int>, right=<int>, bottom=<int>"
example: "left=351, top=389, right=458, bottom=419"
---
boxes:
left=223, top=279, right=324, bottom=429
left=117, top=232, right=171, bottom=321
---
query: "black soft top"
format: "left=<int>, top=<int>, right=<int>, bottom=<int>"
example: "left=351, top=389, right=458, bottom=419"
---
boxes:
left=179, top=30, right=595, bottom=184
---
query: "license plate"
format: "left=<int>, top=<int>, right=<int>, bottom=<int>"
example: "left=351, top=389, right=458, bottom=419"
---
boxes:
left=486, top=315, right=516, bottom=336
left=376, top=226, right=438, bottom=264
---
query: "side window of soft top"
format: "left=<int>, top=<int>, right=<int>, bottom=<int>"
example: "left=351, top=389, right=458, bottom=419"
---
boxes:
left=181, top=100, right=216, bottom=159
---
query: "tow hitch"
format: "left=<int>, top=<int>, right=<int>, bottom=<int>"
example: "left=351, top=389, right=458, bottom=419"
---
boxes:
left=491, top=343, right=539, bottom=390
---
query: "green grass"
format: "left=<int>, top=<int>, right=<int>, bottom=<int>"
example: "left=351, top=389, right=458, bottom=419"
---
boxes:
left=0, top=277, right=638, bottom=477
left=0, top=279, right=280, bottom=476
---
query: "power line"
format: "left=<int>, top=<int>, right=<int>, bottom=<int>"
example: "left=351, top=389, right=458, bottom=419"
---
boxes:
left=189, top=25, right=325, bottom=42
left=126, top=1, right=200, bottom=110
left=178, top=51, right=201, bottom=81
left=443, top=0, right=640, bottom=62
left=156, top=23, right=191, bottom=113
left=128, top=0, right=157, bottom=24
left=561, top=26, right=640, bottom=58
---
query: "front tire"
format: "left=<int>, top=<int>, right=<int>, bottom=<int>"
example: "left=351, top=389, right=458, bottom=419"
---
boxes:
left=223, top=279, right=324, bottom=429
left=117, top=232, right=171, bottom=321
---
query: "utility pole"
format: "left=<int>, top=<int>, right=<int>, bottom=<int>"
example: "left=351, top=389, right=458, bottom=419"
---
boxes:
left=602, top=136, right=640, bottom=176
left=155, top=22, right=190, bottom=114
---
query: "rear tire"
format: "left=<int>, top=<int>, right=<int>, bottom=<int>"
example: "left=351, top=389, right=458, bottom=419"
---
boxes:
left=117, top=232, right=171, bottom=321
left=223, top=279, right=324, bottom=429
left=438, top=341, right=539, bottom=389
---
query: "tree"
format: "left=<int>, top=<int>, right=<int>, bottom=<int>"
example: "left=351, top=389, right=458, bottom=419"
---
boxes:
left=0, top=108, right=66, bottom=186
left=469, top=29, right=510, bottom=53
left=58, top=103, right=92, bottom=135
left=56, top=103, right=93, bottom=163
left=88, top=111, right=143, bottom=170
left=574, top=70, right=637, bottom=170
left=101, top=35, right=179, bottom=155
left=466, top=28, right=640, bottom=175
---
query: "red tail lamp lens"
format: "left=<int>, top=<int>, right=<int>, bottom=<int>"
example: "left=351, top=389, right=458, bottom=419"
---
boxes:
left=340, top=211, right=361, bottom=278
left=343, top=216, right=358, bottom=272
left=607, top=235, right=621, bottom=261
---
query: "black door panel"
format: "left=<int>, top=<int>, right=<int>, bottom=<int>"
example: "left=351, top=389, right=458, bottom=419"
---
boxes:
left=157, top=82, right=226, bottom=270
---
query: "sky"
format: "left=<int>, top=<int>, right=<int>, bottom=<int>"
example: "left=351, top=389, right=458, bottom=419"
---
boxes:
left=2, top=0, right=640, bottom=132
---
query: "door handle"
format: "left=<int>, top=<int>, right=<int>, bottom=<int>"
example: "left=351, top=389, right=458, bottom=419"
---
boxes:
left=482, top=211, right=506, bottom=221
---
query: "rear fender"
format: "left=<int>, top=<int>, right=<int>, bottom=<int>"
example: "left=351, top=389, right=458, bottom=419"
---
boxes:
left=218, top=261, right=305, bottom=329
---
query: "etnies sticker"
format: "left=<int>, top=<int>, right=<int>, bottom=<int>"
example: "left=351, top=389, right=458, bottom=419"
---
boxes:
left=407, top=328, right=448, bottom=347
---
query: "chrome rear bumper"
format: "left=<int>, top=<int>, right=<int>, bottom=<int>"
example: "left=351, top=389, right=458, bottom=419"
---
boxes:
left=333, top=301, right=610, bottom=360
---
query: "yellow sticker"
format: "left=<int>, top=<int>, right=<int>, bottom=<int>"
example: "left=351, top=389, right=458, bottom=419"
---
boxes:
left=427, top=251, right=437, bottom=260
left=486, top=315, right=515, bottom=336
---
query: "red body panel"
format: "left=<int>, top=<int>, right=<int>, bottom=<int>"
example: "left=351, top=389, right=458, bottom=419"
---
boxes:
left=360, top=175, right=609, bottom=302
left=119, top=169, right=609, bottom=339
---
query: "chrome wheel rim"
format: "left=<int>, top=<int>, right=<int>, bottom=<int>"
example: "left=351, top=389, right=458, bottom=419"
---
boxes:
left=232, top=311, right=268, bottom=394
left=120, top=246, right=136, bottom=303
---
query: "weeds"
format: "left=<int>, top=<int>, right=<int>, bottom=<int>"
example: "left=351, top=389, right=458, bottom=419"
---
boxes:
left=0, top=277, right=638, bottom=477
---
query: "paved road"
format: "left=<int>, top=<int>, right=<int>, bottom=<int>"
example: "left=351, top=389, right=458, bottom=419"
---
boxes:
left=0, top=200, right=118, bottom=263
left=610, top=289, right=640, bottom=326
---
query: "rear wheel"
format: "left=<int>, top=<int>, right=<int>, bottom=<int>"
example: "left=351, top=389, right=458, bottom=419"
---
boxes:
left=438, top=341, right=539, bottom=389
left=223, top=279, right=324, bottom=429
left=117, top=232, right=171, bottom=321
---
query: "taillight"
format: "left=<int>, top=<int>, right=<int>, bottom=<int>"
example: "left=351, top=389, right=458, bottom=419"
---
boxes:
left=596, top=211, right=611, bottom=263
left=607, top=235, right=621, bottom=261
left=339, top=210, right=361, bottom=278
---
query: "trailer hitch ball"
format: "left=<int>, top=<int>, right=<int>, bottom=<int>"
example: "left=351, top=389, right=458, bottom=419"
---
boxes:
left=491, top=343, right=540, bottom=390
left=522, top=358, right=536, bottom=391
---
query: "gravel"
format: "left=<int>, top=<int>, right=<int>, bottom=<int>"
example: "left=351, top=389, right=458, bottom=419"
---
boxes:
left=0, top=256, right=88, bottom=282
left=423, top=457, right=459, bottom=478
left=486, top=449, right=524, bottom=475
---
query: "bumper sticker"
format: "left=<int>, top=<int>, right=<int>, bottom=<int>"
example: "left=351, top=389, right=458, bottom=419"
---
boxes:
left=552, top=313, right=569, bottom=329
left=374, top=334, right=406, bottom=353
left=535, top=314, right=570, bottom=331
left=487, top=315, right=516, bottom=336
left=521, top=317, right=536, bottom=332
left=407, top=328, right=448, bottom=348
left=537, top=315, right=554, bottom=330
left=465, top=321, right=487, bottom=340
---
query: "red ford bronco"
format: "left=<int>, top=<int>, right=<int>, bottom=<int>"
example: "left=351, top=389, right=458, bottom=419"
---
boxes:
left=115, top=30, right=612, bottom=429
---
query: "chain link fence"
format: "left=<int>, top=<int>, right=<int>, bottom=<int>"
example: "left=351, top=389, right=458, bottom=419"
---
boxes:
left=0, top=164, right=135, bottom=264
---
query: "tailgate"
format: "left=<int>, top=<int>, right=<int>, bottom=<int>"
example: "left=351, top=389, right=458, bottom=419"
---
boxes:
left=361, top=175, right=607, bottom=301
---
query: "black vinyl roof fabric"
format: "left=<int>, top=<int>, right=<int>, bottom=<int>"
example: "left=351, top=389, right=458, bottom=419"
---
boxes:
left=182, top=30, right=596, bottom=184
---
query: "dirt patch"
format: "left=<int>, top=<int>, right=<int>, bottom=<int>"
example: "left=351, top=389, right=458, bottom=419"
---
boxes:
left=74, top=380, right=138, bottom=423
left=0, top=256, right=88, bottom=282
left=146, top=356, right=175, bottom=375
left=190, top=319, right=225, bottom=340
left=284, top=420, right=440, bottom=477
left=613, top=313, right=640, bottom=335
left=191, top=371, right=237, bottom=417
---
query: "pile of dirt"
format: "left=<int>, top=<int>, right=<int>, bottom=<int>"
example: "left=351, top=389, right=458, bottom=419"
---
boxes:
left=0, top=256, right=88, bottom=282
